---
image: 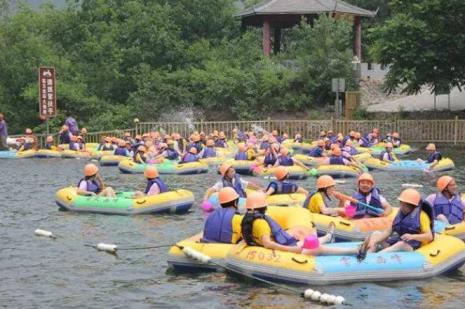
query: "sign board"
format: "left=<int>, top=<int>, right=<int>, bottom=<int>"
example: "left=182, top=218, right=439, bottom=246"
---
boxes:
left=331, top=78, right=345, bottom=93
left=38, top=67, right=57, bottom=118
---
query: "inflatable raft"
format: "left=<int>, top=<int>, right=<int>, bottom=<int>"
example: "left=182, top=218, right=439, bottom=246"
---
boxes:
left=369, top=144, right=412, bottom=156
left=99, top=154, right=129, bottom=166
left=207, top=191, right=306, bottom=211
left=118, top=159, right=208, bottom=175
left=225, top=234, right=465, bottom=285
left=255, top=165, right=309, bottom=180
left=0, top=150, right=36, bottom=159
left=363, top=158, right=455, bottom=172
left=55, top=187, right=194, bottom=215
left=35, top=149, right=62, bottom=158
left=223, top=159, right=256, bottom=175
left=167, top=207, right=313, bottom=271
left=293, top=153, right=371, bottom=167
left=61, top=150, right=91, bottom=159
left=199, top=156, right=227, bottom=166
left=310, top=165, right=364, bottom=178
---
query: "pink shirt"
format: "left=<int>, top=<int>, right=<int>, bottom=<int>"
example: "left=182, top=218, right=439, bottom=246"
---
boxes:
left=147, top=183, right=160, bottom=196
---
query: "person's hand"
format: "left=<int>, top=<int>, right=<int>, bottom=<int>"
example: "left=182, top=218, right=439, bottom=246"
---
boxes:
left=400, top=233, right=415, bottom=242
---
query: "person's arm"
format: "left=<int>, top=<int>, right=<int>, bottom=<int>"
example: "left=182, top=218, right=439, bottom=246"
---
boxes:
left=76, top=181, right=96, bottom=196
left=265, top=184, right=275, bottom=196
left=95, top=174, right=106, bottom=190
left=429, top=160, right=439, bottom=169
left=296, top=186, right=308, bottom=195
left=261, top=235, right=301, bottom=253
left=244, top=179, right=263, bottom=191
left=203, top=183, right=220, bottom=200
left=401, top=212, right=433, bottom=243
left=380, top=196, right=393, bottom=216
left=293, top=158, right=310, bottom=170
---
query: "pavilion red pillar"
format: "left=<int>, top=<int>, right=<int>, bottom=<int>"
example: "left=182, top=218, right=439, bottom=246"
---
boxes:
left=262, top=18, right=271, bottom=57
left=354, top=16, right=362, bottom=61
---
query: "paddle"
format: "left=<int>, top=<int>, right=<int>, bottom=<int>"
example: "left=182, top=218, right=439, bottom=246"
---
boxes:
left=334, top=192, right=384, bottom=215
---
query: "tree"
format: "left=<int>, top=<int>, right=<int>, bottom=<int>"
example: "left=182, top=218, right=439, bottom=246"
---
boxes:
left=370, top=0, right=465, bottom=94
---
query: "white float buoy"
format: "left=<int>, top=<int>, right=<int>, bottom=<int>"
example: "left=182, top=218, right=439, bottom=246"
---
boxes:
left=310, top=291, right=321, bottom=301
left=334, top=296, right=345, bottom=305
left=96, top=243, right=118, bottom=253
left=327, top=295, right=337, bottom=304
left=303, top=289, right=314, bottom=299
left=34, top=229, right=55, bottom=238
left=320, top=293, right=330, bottom=303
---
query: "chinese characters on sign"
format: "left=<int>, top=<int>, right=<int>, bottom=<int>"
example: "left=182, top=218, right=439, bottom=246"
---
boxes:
left=38, top=67, right=57, bottom=118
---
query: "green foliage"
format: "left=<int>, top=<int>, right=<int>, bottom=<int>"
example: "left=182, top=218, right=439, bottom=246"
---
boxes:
left=370, top=0, right=465, bottom=94
left=0, top=0, right=356, bottom=134
left=352, top=107, right=369, bottom=120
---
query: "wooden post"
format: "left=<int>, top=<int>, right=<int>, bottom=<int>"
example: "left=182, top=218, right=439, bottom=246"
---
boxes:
left=354, top=16, right=362, bottom=61
left=454, top=116, right=458, bottom=145
left=263, top=19, right=271, bottom=57
left=331, top=117, right=336, bottom=132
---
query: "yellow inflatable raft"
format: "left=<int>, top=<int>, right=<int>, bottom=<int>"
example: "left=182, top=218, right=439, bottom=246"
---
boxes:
left=35, top=149, right=62, bottom=158
left=256, top=165, right=309, bottom=180
left=61, top=150, right=91, bottom=159
left=311, top=165, right=364, bottom=178
left=99, top=154, right=128, bottom=166
left=293, top=152, right=371, bottom=167
left=223, top=159, right=256, bottom=175
left=363, top=157, right=455, bottom=172
left=167, top=206, right=313, bottom=270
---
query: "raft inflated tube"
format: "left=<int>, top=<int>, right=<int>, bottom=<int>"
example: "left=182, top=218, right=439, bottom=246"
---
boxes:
left=182, top=246, right=212, bottom=263
left=34, top=229, right=56, bottom=238
left=96, top=243, right=118, bottom=253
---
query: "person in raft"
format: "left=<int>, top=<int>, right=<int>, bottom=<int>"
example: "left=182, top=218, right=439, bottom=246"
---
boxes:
left=203, top=163, right=263, bottom=200
left=417, top=143, right=442, bottom=169
left=349, top=173, right=392, bottom=218
left=307, top=139, right=326, bottom=157
left=180, top=147, right=200, bottom=163
left=365, top=189, right=434, bottom=253
left=241, top=192, right=369, bottom=257
left=426, top=176, right=465, bottom=225
left=265, top=166, right=308, bottom=196
left=133, top=167, right=168, bottom=198
left=43, top=135, right=57, bottom=150
left=77, top=163, right=116, bottom=197
left=201, top=187, right=243, bottom=244
left=273, top=148, right=310, bottom=171
left=379, top=142, right=398, bottom=162
left=303, top=175, right=346, bottom=216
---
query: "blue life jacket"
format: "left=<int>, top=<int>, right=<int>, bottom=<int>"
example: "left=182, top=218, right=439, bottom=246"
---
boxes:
left=69, top=142, right=79, bottom=151
left=235, top=152, right=248, bottom=160
left=266, top=181, right=298, bottom=195
left=243, top=213, right=298, bottom=246
left=329, top=156, right=344, bottom=165
left=260, top=141, right=270, bottom=150
left=276, top=136, right=284, bottom=144
left=237, top=131, right=247, bottom=142
left=22, top=143, right=33, bottom=150
left=360, top=137, right=371, bottom=147
left=278, top=156, right=294, bottom=166
left=166, top=148, right=179, bottom=160
left=433, top=193, right=464, bottom=224
left=144, top=177, right=168, bottom=194
left=215, top=139, right=227, bottom=148
left=264, top=153, right=277, bottom=166
left=202, top=207, right=237, bottom=243
left=222, top=174, right=246, bottom=198
left=346, top=146, right=358, bottom=155
left=182, top=152, right=198, bottom=163
left=44, top=143, right=53, bottom=150
left=114, top=147, right=128, bottom=156
left=78, top=178, right=101, bottom=194
left=352, top=188, right=384, bottom=218
left=59, top=132, right=71, bottom=144
left=328, top=135, right=337, bottom=143
left=202, top=147, right=217, bottom=158
left=379, top=150, right=395, bottom=161
left=308, top=147, right=323, bottom=157
left=427, top=151, right=442, bottom=163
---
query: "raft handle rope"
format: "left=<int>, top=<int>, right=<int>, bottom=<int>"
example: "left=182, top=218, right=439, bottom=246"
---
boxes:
left=429, top=250, right=441, bottom=258
left=34, top=230, right=347, bottom=304
left=180, top=246, right=347, bottom=305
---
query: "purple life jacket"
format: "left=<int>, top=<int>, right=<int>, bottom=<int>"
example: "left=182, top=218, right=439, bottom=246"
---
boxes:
left=78, top=179, right=101, bottom=194
left=144, top=177, right=168, bottom=194
left=182, top=152, right=198, bottom=163
left=202, top=207, right=236, bottom=243
left=202, top=147, right=217, bottom=158
left=278, top=156, right=294, bottom=166
left=329, top=156, right=344, bottom=165
left=234, top=152, right=248, bottom=160
left=266, top=181, right=298, bottom=195
left=264, top=153, right=277, bottom=166
left=308, top=147, right=323, bottom=157
left=352, top=188, right=384, bottom=218
left=222, top=174, right=246, bottom=198
left=433, top=193, right=464, bottom=224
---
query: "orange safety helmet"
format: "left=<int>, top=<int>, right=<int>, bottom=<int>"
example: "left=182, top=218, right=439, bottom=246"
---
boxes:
left=280, top=148, right=289, bottom=156
left=358, top=173, right=375, bottom=185
left=385, top=142, right=393, bottom=148
left=397, top=188, right=421, bottom=206
left=316, top=175, right=336, bottom=189
left=144, top=166, right=159, bottom=179
left=206, top=139, right=215, bottom=147
left=238, top=143, right=247, bottom=152
left=84, top=163, right=99, bottom=177
left=159, top=143, right=167, bottom=149
left=345, top=140, right=353, bottom=146
left=218, top=187, right=239, bottom=204
left=137, top=145, right=147, bottom=152
left=219, top=131, right=226, bottom=139
left=274, top=166, right=289, bottom=181
left=317, top=139, right=325, bottom=147
left=426, top=143, right=436, bottom=151
left=437, top=175, right=454, bottom=192
left=104, top=136, right=111, bottom=142
left=219, top=163, right=232, bottom=177
left=192, top=134, right=201, bottom=142
left=354, top=132, right=361, bottom=139
left=189, top=147, right=198, bottom=154
left=392, top=132, right=400, bottom=138
left=246, top=192, right=268, bottom=210
left=332, top=147, right=342, bottom=156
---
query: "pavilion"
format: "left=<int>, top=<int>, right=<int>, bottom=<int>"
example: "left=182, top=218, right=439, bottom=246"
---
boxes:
left=236, top=0, right=377, bottom=60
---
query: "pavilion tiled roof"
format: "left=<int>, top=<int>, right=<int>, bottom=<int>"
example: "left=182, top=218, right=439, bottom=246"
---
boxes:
left=236, top=0, right=377, bottom=18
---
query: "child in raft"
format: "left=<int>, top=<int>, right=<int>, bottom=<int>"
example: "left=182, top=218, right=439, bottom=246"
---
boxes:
left=241, top=192, right=369, bottom=257
left=417, top=143, right=442, bottom=170
left=202, top=187, right=243, bottom=244
left=303, top=175, right=346, bottom=216
left=364, top=189, right=434, bottom=253
left=76, top=163, right=116, bottom=197
left=426, top=176, right=465, bottom=225
left=133, top=167, right=168, bottom=198
left=265, top=166, right=308, bottom=196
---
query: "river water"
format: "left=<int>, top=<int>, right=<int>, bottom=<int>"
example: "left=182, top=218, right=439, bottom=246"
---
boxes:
left=1, top=145, right=465, bottom=308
